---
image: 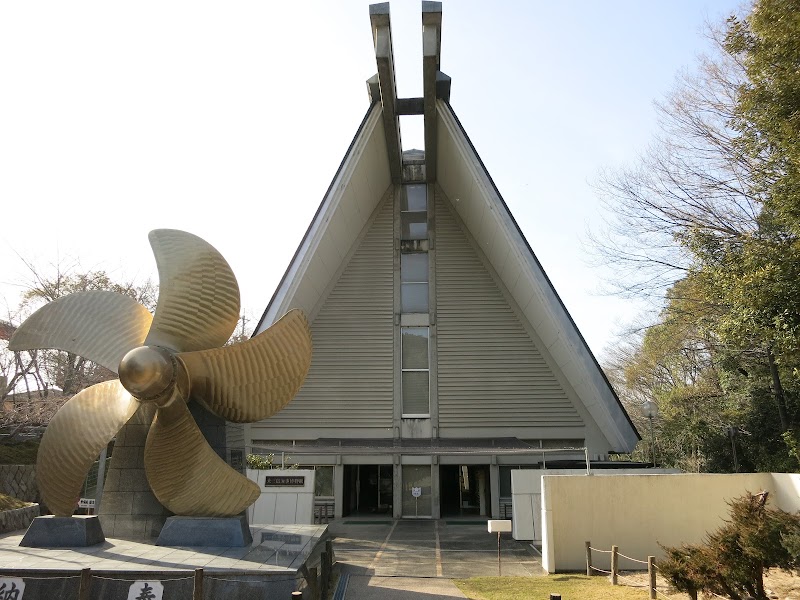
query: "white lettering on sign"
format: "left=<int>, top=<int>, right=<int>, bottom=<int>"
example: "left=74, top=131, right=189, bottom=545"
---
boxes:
left=411, top=487, right=422, bottom=498
left=127, top=580, right=164, bottom=600
left=78, top=498, right=95, bottom=508
left=0, top=577, right=25, bottom=599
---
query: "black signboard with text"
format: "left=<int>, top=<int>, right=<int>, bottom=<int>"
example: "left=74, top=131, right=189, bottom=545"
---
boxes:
left=263, top=475, right=305, bottom=487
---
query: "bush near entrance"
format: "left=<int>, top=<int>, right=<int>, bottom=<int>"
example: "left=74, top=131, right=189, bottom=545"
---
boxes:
left=659, top=492, right=800, bottom=600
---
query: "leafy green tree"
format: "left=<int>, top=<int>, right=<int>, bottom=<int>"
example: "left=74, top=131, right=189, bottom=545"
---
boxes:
left=597, top=0, right=800, bottom=469
left=726, top=0, right=800, bottom=234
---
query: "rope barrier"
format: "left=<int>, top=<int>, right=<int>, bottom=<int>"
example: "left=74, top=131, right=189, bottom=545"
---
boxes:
left=586, top=542, right=659, bottom=599
left=204, top=575, right=299, bottom=584
left=617, top=552, right=649, bottom=564
left=91, top=575, right=194, bottom=582
left=15, top=575, right=81, bottom=581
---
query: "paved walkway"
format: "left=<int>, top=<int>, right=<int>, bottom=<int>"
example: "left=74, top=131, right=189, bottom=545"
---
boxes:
left=329, top=518, right=543, bottom=584
left=0, top=523, right=327, bottom=572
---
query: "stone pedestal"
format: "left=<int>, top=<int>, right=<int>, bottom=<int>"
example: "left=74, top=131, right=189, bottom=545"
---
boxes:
left=99, top=402, right=248, bottom=541
left=19, top=515, right=105, bottom=547
left=98, top=404, right=171, bottom=540
left=156, top=515, right=253, bottom=547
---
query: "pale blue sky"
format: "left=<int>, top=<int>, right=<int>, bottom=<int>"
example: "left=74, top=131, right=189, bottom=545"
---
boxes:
left=0, top=0, right=744, bottom=359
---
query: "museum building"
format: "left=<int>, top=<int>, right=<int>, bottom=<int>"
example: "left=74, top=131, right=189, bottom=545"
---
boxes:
left=244, top=2, right=639, bottom=520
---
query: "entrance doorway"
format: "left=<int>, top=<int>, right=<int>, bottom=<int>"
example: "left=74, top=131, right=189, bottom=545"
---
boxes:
left=401, top=465, right=432, bottom=518
left=439, top=465, right=490, bottom=517
left=343, top=465, right=393, bottom=516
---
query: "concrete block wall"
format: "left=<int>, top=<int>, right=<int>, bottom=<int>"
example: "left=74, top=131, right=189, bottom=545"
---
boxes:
left=0, top=503, right=39, bottom=533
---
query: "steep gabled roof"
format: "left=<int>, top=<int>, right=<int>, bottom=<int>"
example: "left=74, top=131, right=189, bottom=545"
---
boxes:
left=255, top=97, right=639, bottom=452
left=255, top=2, right=638, bottom=453
left=254, top=102, right=389, bottom=332
left=435, top=100, right=639, bottom=451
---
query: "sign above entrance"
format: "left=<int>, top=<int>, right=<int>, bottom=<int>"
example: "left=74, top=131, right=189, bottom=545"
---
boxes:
left=264, top=475, right=305, bottom=487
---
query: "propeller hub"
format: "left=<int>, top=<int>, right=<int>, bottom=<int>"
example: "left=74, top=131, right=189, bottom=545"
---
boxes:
left=118, top=345, right=176, bottom=403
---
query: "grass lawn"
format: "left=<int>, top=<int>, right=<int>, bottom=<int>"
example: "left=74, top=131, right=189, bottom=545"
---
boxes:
left=454, top=575, right=653, bottom=600
left=0, top=493, right=31, bottom=511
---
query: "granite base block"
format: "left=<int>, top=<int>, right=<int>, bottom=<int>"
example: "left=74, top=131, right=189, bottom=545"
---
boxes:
left=19, top=515, right=105, bottom=547
left=156, top=515, right=252, bottom=547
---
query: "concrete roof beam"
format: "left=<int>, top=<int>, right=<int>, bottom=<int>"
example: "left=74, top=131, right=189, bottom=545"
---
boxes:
left=370, top=3, right=403, bottom=184
left=422, top=1, right=443, bottom=182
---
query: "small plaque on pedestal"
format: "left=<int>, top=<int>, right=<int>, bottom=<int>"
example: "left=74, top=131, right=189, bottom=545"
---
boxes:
left=19, top=515, right=105, bottom=547
left=156, top=515, right=253, bottom=547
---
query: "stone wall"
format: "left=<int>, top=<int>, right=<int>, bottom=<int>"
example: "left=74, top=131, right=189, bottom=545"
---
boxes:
left=0, top=465, right=39, bottom=504
left=0, top=503, right=39, bottom=533
left=99, top=405, right=171, bottom=539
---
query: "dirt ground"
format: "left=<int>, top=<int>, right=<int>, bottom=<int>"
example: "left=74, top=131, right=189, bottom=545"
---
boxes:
left=617, top=569, right=800, bottom=599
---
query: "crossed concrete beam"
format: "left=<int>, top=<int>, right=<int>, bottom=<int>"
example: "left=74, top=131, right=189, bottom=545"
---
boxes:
left=368, top=2, right=450, bottom=184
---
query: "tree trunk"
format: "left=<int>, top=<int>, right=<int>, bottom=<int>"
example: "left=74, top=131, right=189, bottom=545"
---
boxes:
left=767, top=347, right=790, bottom=432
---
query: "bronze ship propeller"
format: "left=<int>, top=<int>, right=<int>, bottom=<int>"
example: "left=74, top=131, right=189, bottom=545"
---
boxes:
left=9, top=229, right=312, bottom=518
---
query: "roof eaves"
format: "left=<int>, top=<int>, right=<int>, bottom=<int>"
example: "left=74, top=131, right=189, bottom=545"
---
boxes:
left=253, top=101, right=382, bottom=335
left=439, top=100, right=640, bottom=443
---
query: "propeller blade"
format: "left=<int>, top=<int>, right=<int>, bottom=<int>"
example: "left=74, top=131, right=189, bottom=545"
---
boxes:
left=144, top=229, right=240, bottom=353
left=145, top=397, right=259, bottom=516
left=179, top=309, right=312, bottom=423
left=37, top=381, right=139, bottom=516
left=9, top=291, right=152, bottom=374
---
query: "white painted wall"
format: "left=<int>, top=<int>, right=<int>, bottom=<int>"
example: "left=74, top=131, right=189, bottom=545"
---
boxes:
left=534, top=472, right=800, bottom=573
left=511, top=468, right=678, bottom=542
left=768, top=473, right=800, bottom=512
left=246, top=469, right=316, bottom=525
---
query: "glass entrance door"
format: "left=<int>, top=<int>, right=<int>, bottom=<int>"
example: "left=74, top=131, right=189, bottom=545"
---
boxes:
left=344, top=465, right=393, bottom=515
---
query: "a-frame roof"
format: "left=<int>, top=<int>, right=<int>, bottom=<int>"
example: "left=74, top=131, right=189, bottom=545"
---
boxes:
left=255, top=96, right=639, bottom=452
left=255, top=2, right=639, bottom=453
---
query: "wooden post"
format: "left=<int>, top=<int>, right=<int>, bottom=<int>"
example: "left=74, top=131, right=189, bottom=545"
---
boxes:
left=611, top=545, right=618, bottom=585
left=648, top=556, right=657, bottom=600
left=193, top=568, right=203, bottom=600
left=308, top=566, right=319, bottom=600
left=78, top=568, right=92, bottom=600
left=585, top=541, right=592, bottom=576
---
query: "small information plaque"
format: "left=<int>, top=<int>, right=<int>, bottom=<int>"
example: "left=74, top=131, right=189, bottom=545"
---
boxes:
left=264, top=475, right=305, bottom=487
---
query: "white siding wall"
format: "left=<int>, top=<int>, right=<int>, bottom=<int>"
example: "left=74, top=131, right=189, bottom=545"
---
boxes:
left=266, top=194, right=395, bottom=428
left=434, top=192, right=583, bottom=429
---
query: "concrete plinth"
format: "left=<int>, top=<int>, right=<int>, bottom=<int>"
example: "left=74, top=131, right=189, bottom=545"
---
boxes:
left=156, top=515, right=253, bottom=547
left=19, top=515, right=105, bottom=547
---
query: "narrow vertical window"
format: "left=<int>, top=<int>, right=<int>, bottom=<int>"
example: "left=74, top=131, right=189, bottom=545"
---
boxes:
left=401, top=327, right=430, bottom=416
left=400, top=184, right=428, bottom=241
left=400, top=252, right=429, bottom=313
